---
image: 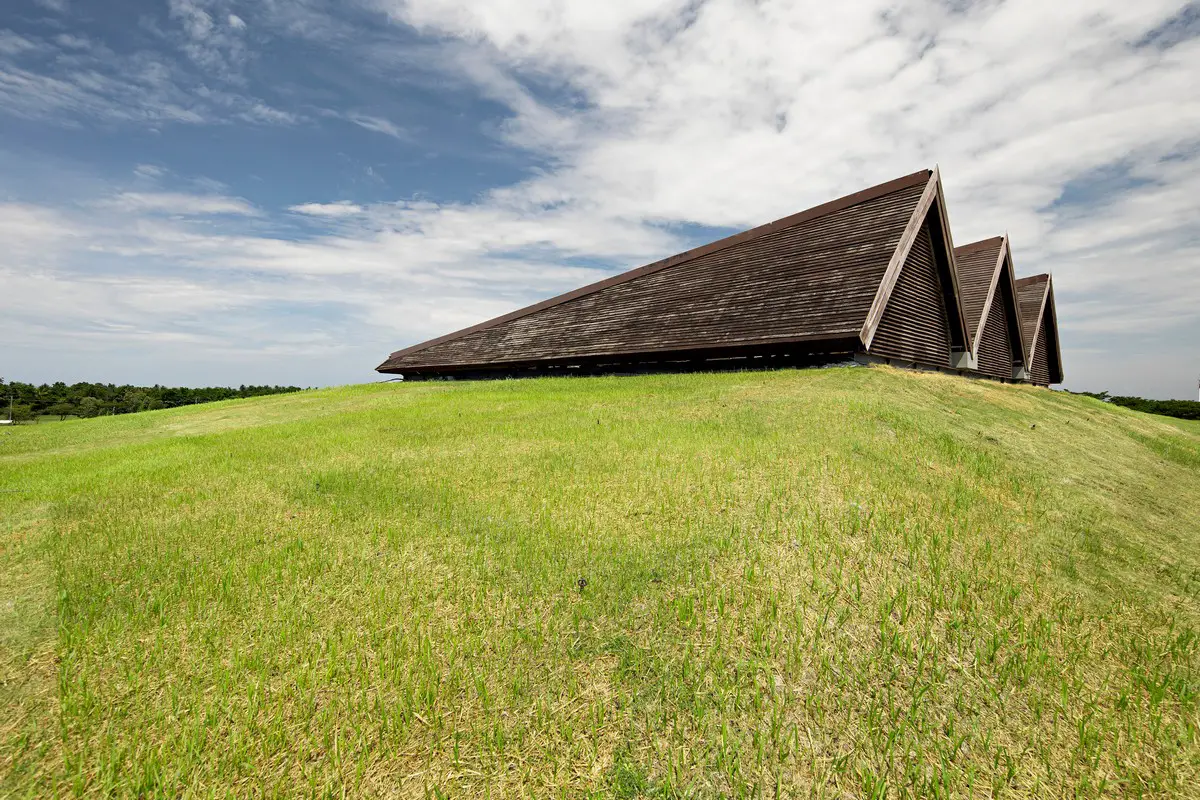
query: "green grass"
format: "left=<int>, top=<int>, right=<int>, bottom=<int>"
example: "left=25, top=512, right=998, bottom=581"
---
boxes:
left=2, top=365, right=1199, bottom=798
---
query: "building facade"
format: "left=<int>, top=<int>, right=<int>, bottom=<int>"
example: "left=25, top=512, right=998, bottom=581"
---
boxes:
left=378, top=169, right=1063, bottom=386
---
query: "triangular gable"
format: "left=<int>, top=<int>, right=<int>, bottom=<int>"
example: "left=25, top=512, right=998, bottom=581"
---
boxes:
left=863, top=217, right=954, bottom=367
left=954, top=236, right=1029, bottom=381
left=379, top=170, right=938, bottom=376
left=954, top=236, right=1005, bottom=339
left=1015, top=275, right=1064, bottom=385
left=860, top=167, right=973, bottom=370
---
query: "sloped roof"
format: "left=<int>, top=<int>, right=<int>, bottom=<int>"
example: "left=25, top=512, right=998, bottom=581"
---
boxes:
left=954, top=237, right=1006, bottom=337
left=1015, top=274, right=1050, bottom=352
left=379, top=169, right=971, bottom=374
left=954, top=235, right=1027, bottom=363
left=1015, top=274, right=1064, bottom=383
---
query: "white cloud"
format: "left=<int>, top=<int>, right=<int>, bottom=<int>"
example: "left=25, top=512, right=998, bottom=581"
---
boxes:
left=0, top=32, right=41, bottom=56
left=0, top=28, right=295, bottom=127
left=289, top=201, right=366, bottom=217
left=167, top=0, right=250, bottom=82
left=54, top=34, right=92, bottom=50
left=133, top=164, right=169, bottom=180
left=0, top=193, right=612, bottom=385
left=348, top=113, right=408, bottom=140
left=169, top=0, right=217, bottom=42
left=98, top=191, right=260, bottom=216
left=0, top=203, right=81, bottom=266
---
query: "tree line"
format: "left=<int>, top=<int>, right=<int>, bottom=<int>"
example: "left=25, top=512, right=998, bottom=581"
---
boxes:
left=1070, top=390, right=1200, bottom=421
left=1, top=379, right=302, bottom=422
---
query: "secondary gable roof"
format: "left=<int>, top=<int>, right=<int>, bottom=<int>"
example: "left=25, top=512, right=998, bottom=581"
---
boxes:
left=954, top=235, right=1028, bottom=365
left=377, top=169, right=972, bottom=375
left=1015, top=274, right=1064, bottom=384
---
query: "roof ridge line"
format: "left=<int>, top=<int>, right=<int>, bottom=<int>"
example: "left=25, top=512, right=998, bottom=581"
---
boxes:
left=378, top=168, right=934, bottom=368
left=954, top=235, right=1005, bottom=254
left=1014, top=273, right=1050, bottom=288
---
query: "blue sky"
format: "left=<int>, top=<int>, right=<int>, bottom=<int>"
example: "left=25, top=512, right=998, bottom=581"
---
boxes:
left=1, top=0, right=1198, bottom=399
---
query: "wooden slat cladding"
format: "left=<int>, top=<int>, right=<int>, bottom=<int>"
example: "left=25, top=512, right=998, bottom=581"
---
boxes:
left=976, top=287, right=1015, bottom=380
left=953, top=238, right=1004, bottom=337
left=1029, top=317, right=1051, bottom=385
left=955, top=237, right=1026, bottom=382
left=1015, top=275, right=1063, bottom=386
left=383, top=182, right=927, bottom=371
left=867, top=222, right=952, bottom=368
left=1041, top=289, right=1062, bottom=384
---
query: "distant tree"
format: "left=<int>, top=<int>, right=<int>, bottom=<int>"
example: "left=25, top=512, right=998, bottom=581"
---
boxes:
left=77, top=397, right=103, bottom=418
left=10, top=404, right=34, bottom=423
left=1, top=380, right=301, bottom=417
left=1067, top=389, right=1200, bottom=421
left=1109, top=396, right=1200, bottom=421
left=46, top=402, right=76, bottom=421
left=122, top=390, right=149, bottom=414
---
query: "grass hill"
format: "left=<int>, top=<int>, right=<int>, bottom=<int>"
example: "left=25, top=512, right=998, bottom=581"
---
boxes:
left=2, top=366, right=1199, bottom=798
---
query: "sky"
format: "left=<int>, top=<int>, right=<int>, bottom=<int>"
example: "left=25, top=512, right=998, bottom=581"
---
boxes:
left=1, top=0, right=1198, bottom=399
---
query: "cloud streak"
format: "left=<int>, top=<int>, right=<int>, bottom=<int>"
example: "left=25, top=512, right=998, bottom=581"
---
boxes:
left=289, top=201, right=366, bottom=217
left=348, top=113, right=408, bottom=139
left=0, top=13, right=293, bottom=127
left=99, top=192, right=261, bottom=216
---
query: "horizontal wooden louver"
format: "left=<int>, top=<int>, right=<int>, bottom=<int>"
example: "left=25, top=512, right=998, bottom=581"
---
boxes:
left=867, top=222, right=952, bottom=368
left=976, top=290, right=1015, bottom=381
left=1015, top=275, right=1062, bottom=385
left=1029, top=317, right=1052, bottom=385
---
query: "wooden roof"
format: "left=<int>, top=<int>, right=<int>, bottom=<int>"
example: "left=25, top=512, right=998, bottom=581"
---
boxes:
left=1015, top=275, right=1048, bottom=346
left=378, top=169, right=974, bottom=375
left=1015, top=274, right=1064, bottom=384
left=954, top=237, right=1005, bottom=337
left=953, top=236, right=1027, bottom=367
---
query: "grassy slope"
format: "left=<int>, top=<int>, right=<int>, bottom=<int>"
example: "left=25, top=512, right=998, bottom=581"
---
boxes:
left=1, top=366, right=1199, bottom=798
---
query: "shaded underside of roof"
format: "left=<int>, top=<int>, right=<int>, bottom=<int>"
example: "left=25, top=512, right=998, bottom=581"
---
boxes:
left=378, top=171, right=932, bottom=374
left=953, top=237, right=1004, bottom=337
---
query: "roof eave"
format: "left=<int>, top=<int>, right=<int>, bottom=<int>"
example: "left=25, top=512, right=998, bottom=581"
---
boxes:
left=379, top=332, right=864, bottom=375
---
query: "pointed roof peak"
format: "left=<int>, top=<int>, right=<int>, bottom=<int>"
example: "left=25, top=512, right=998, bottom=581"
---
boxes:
left=954, top=236, right=1005, bottom=255
left=1015, top=273, right=1050, bottom=289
